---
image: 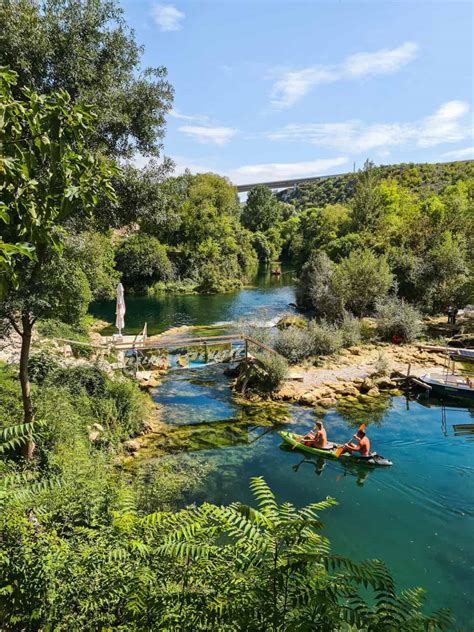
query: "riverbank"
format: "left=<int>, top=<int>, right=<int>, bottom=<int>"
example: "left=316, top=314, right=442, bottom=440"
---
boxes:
left=242, top=341, right=448, bottom=409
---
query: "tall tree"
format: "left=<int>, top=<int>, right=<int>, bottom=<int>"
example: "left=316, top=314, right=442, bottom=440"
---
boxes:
left=0, top=67, right=116, bottom=458
left=0, top=0, right=173, bottom=159
left=242, top=185, right=282, bottom=233
left=350, top=159, right=383, bottom=231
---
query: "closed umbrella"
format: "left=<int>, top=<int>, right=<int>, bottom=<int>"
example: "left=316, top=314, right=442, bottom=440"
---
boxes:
left=115, top=282, right=126, bottom=335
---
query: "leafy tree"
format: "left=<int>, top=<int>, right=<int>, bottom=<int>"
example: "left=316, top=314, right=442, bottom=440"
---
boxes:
left=155, top=173, right=257, bottom=291
left=65, top=231, right=119, bottom=300
left=242, top=184, right=282, bottom=233
left=0, top=67, right=116, bottom=458
left=422, top=232, right=472, bottom=312
left=296, top=251, right=342, bottom=319
left=115, top=234, right=175, bottom=291
left=332, top=249, right=394, bottom=316
left=290, top=204, right=351, bottom=268
left=0, top=0, right=173, bottom=159
left=351, top=159, right=383, bottom=231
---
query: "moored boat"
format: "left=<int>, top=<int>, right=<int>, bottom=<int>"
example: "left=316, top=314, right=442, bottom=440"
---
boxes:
left=449, top=348, right=474, bottom=363
left=279, top=431, right=393, bottom=466
left=419, top=371, right=474, bottom=401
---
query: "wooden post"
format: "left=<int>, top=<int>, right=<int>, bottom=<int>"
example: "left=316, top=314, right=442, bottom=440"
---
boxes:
left=204, top=342, right=209, bottom=363
left=245, top=338, right=248, bottom=364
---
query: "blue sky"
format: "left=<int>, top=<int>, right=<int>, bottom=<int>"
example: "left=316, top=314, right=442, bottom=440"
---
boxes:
left=122, top=0, right=474, bottom=185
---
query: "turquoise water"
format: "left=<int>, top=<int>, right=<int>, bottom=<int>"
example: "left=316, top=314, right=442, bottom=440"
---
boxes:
left=153, top=365, right=474, bottom=630
left=90, top=266, right=296, bottom=335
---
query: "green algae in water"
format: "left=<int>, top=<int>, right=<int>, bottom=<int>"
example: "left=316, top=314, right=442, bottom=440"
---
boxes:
left=135, top=359, right=474, bottom=629
left=184, top=397, right=474, bottom=630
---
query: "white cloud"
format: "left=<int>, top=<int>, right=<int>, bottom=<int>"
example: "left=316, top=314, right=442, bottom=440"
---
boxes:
left=417, top=101, right=470, bottom=147
left=228, top=157, right=349, bottom=185
left=270, top=41, right=418, bottom=108
left=271, top=67, right=338, bottom=108
left=441, top=146, right=474, bottom=159
left=152, top=4, right=185, bottom=31
left=126, top=154, right=350, bottom=187
left=343, top=42, right=418, bottom=77
left=170, top=109, right=209, bottom=123
left=267, top=101, right=471, bottom=153
left=178, top=125, right=238, bottom=146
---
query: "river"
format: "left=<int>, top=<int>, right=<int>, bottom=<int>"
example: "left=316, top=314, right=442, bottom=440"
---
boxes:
left=91, top=268, right=474, bottom=629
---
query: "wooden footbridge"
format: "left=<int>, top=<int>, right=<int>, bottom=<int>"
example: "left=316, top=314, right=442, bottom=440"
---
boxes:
left=56, top=329, right=281, bottom=364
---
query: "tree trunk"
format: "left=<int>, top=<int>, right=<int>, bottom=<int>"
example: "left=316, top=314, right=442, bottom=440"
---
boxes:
left=19, top=314, right=35, bottom=460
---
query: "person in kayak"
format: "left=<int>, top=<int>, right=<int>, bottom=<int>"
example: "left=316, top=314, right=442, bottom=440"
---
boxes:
left=302, top=420, right=332, bottom=450
left=342, top=428, right=371, bottom=456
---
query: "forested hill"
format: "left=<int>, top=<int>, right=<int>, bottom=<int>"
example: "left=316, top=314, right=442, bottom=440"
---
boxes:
left=278, top=160, right=474, bottom=209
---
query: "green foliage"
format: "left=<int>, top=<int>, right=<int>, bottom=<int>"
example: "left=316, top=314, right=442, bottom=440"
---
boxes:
left=290, top=203, right=351, bottom=267
left=252, top=352, right=289, bottom=392
left=0, top=473, right=452, bottom=630
left=332, top=249, right=394, bottom=316
left=66, top=231, right=119, bottom=300
left=0, top=66, right=117, bottom=285
left=296, top=251, right=342, bottom=318
left=351, top=159, right=383, bottom=231
left=242, top=184, right=282, bottom=233
left=279, top=160, right=474, bottom=210
left=115, top=234, right=175, bottom=291
left=0, top=0, right=173, bottom=159
left=340, top=312, right=362, bottom=346
left=375, top=296, right=424, bottom=343
left=275, top=319, right=346, bottom=363
left=0, top=255, right=92, bottom=332
left=275, top=327, right=313, bottom=363
left=307, top=319, right=343, bottom=356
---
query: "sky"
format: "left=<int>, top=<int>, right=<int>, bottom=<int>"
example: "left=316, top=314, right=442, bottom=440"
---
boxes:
left=121, top=0, right=474, bottom=185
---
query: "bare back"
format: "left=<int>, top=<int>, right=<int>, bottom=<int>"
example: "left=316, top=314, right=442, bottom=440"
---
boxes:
left=314, top=427, right=328, bottom=448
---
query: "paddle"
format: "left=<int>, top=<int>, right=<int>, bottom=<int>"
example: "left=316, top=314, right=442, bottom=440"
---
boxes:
left=335, top=423, right=366, bottom=458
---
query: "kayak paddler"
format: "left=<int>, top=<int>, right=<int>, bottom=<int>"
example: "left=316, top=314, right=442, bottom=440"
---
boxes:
left=302, top=420, right=332, bottom=450
left=340, top=428, right=371, bottom=457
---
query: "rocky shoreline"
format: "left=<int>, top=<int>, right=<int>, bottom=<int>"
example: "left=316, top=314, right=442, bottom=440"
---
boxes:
left=241, top=341, right=448, bottom=410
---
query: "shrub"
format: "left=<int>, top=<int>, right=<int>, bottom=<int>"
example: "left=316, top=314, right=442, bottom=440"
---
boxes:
left=103, top=378, right=146, bottom=437
left=274, top=327, right=313, bottom=363
left=51, top=366, right=109, bottom=398
left=307, top=320, right=343, bottom=356
left=115, top=234, right=175, bottom=291
left=28, top=352, right=60, bottom=386
left=253, top=352, right=288, bottom=392
left=373, top=352, right=391, bottom=377
left=332, top=248, right=394, bottom=316
left=340, top=313, right=362, bottom=347
left=375, top=296, right=424, bottom=343
left=296, top=251, right=342, bottom=320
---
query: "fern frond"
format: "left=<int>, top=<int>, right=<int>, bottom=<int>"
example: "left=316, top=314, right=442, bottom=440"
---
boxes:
left=249, top=476, right=279, bottom=519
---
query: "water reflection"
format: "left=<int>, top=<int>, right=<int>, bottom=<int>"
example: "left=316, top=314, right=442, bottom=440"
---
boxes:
left=290, top=454, right=373, bottom=487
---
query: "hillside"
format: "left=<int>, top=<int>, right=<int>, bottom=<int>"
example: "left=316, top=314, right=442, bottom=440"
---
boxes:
left=278, top=160, right=474, bottom=209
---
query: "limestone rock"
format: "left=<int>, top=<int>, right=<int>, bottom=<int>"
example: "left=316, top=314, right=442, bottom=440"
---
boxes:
left=374, top=376, right=396, bottom=389
left=366, top=386, right=380, bottom=396
left=359, top=378, right=375, bottom=393
left=319, top=397, right=337, bottom=407
left=124, top=439, right=140, bottom=453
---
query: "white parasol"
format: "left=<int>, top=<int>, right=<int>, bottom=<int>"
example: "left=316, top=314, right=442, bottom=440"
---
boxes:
left=115, top=282, right=126, bottom=335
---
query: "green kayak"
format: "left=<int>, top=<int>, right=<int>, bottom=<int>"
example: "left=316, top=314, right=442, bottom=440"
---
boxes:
left=279, top=431, right=393, bottom=467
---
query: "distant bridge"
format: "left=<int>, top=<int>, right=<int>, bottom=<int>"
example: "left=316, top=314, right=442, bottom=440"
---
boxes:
left=235, top=171, right=347, bottom=193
